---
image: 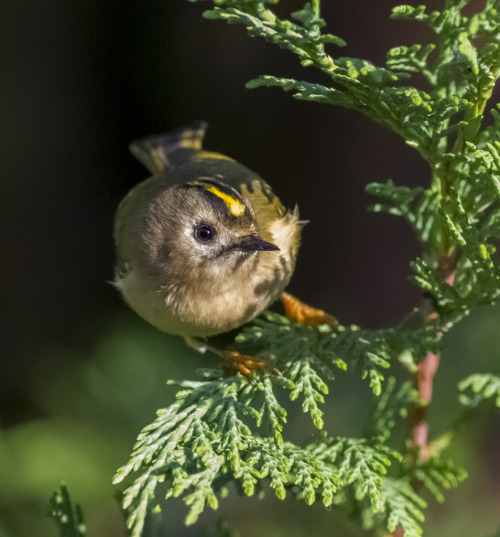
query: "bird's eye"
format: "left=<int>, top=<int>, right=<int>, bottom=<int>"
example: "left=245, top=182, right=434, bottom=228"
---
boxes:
left=194, top=224, right=215, bottom=243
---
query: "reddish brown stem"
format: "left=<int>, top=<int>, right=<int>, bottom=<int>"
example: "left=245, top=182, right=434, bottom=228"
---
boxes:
left=411, top=268, right=455, bottom=463
left=392, top=268, right=455, bottom=537
left=392, top=526, right=404, bottom=537
left=410, top=350, right=440, bottom=461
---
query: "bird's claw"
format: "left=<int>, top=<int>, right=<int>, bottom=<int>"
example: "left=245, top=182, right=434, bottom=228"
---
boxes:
left=222, top=350, right=281, bottom=380
left=281, top=292, right=338, bottom=330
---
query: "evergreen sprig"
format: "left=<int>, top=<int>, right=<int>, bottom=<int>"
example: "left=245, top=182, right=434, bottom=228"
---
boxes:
left=114, top=1, right=500, bottom=535
left=458, top=373, right=500, bottom=407
left=377, top=478, right=426, bottom=537
left=305, top=433, right=402, bottom=511
left=364, top=377, right=421, bottom=442
left=47, top=484, right=86, bottom=537
left=236, top=312, right=440, bottom=396
left=113, top=375, right=323, bottom=535
left=409, top=458, right=468, bottom=503
left=114, top=313, right=440, bottom=537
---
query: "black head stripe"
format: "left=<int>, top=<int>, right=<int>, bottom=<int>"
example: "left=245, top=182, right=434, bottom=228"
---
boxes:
left=182, top=179, right=250, bottom=217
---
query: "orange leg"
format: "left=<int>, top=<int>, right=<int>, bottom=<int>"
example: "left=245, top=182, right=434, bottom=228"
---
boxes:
left=222, top=350, right=280, bottom=380
left=185, top=336, right=279, bottom=380
left=281, top=292, right=338, bottom=330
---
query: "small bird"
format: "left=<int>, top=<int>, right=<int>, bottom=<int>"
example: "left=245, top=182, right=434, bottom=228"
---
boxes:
left=114, top=121, right=336, bottom=376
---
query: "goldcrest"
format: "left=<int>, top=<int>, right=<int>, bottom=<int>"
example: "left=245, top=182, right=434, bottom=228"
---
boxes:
left=114, top=121, right=301, bottom=346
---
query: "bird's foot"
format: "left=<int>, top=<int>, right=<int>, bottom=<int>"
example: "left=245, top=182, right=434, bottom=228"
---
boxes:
left=222, top=350, right=280, bottom=381
left=281, top=292, right=338, bottom=330
left=184, top=336, right=279, bottom=380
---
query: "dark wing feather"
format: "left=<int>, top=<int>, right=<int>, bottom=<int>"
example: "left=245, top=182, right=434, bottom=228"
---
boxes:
left=129, top=120, right=208, bottom=174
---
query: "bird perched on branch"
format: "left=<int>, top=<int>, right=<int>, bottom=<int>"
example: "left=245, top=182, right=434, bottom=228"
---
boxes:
left=114, top=121, right=337, bottom=377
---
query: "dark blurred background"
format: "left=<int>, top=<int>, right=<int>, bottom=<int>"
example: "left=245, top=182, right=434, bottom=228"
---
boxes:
left=1, top=1, right=499, bottom=536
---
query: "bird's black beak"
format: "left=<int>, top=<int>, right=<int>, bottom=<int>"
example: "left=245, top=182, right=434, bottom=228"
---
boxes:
left=237, top=235, right=280, bottom=252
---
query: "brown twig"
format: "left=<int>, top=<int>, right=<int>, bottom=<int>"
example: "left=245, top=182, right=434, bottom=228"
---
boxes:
left=411, top=268, right=455, bottom=464
left=392, top=526, right=404, bottom=537
left=410, top=350, right=441, bottom=462
left=392, top=267, right=456, bottom=537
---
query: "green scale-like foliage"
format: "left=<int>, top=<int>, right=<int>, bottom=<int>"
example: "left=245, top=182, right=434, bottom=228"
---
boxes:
left=459, top=372, right=500, bottom=407
left=113, top=1, right=500, bottom=536
left=47, top=484, right=87, bottom=537
left=115, top=315, right=462, bottom=537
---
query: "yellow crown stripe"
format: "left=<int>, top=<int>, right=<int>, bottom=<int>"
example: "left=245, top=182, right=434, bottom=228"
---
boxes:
left=191, top=181, right=246, bottom=216
left=194, top=151, right=233, bottom=161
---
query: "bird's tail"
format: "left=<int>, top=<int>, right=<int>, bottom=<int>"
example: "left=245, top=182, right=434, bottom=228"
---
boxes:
left=129, top=120, right=208, bottom=174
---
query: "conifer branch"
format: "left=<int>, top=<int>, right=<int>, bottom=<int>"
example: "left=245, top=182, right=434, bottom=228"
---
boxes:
left=113, top=2, right=500, bottom=535
left=47, top=484, right=86, bottom=537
